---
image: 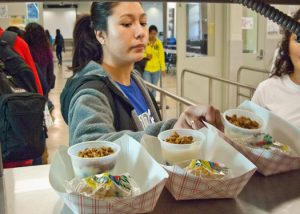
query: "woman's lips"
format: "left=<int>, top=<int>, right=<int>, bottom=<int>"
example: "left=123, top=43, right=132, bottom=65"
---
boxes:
left=131, top=44, right=145, bottom=50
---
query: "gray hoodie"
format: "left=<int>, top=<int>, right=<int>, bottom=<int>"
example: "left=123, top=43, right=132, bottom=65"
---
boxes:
left=67, top=61, right=177, bottom=145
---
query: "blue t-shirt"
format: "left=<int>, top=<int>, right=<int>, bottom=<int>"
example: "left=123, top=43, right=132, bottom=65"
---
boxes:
left=116, top=78, right=155, bottom=129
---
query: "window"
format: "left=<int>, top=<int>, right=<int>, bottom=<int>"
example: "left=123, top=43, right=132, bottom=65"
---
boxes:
left=242, top=8, right=258, bottom=53
left=186, top=3, right=215, bottom=57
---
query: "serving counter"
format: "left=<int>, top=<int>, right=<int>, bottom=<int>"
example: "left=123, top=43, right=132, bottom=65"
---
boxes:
left=1, top=165, right=300, bottom=214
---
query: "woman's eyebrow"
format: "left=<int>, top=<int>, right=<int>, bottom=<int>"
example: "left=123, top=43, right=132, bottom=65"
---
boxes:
left=120, top=13, right=147, bottom=18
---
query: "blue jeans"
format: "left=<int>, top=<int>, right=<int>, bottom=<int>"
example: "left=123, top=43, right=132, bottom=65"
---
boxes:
left=143, top=70, right=161, bottom=98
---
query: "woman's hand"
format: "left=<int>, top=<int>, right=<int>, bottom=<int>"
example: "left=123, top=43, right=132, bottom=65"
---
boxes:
left=174, top=105, right=224, bottom=132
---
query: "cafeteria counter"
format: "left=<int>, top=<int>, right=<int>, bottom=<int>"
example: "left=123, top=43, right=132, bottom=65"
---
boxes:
left=1, top=165, right=300, bottom=214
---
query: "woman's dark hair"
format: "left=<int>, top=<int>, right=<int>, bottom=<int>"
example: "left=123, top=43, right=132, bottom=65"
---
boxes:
left=149, top=25, right=158, bottom=33
left=272, top=10, right=300, bottom=77
left=72, top=2, right=119, bottom=73
left=56, top=29, right=61, bottom=35
left=24, top=23, right=52, bottom=67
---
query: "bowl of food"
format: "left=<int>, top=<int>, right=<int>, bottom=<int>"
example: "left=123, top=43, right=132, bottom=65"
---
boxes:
left=67, top=141, right=121, bottom=178
left=157, top=129, right=206, bottom=165
left=223, top=109, right=264, bottom=137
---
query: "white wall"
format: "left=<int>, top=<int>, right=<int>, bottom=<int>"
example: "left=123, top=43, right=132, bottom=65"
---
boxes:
left=76, top=2, right=91, bottom=16
left=0, top=3, right=43, bottom=29
left=43, top=8, right=76, bottom=39
left=142, top=2, right=163, bottom=34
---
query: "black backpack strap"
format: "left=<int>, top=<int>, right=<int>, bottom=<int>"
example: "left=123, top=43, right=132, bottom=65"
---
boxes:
left=0, top=31, right=17, bottom=47
left=0, top=72, right=13, bottom=95
left=61, top=75, right=117, bottom=128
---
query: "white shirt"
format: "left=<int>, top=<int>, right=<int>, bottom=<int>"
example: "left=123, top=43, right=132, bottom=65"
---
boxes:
left=252, top=75, right=300, bottom=128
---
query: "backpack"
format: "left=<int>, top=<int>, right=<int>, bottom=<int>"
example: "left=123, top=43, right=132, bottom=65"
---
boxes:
left=0, top=31, right=37, bottom=93
left=0, top=31, right=47, bottom=162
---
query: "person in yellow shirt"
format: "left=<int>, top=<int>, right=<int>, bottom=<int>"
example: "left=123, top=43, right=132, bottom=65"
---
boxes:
left=143, top=25, right=166, bottom=98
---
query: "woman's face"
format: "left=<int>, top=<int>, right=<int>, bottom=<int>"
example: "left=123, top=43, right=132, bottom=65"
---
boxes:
left=289, top=20, right=300, bottom=72
left=99, top=2, right=148, bottom=64
left=149, top=30, right=157, bottom=41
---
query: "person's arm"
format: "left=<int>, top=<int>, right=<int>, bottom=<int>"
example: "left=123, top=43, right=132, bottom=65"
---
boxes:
left=13, top=37, right=43, bottom=95
left=158, top=40, right=166, bottom=72
left=68, top=88, right=177, bottom=145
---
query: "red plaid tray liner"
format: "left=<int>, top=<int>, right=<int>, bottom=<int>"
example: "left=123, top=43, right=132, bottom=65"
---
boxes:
left=222, top=134, right=300, bottom=176
left=164, top=165, right=256, bottom=200
left=59, top=180, right=167, bottom=214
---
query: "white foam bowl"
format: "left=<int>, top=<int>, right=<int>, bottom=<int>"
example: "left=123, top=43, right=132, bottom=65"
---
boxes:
left=157, top=129, right=206, bottom=165
left=67, top=141, right=120, bottom=178
left=223, top=109, right=264, bottom=137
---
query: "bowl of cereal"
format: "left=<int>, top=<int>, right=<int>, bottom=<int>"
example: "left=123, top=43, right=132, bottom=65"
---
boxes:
left=158, top=129, right=205, bottom=165
left=223, top=109, right=264, bottom=137
left=67, top=141, right=121, bottom=178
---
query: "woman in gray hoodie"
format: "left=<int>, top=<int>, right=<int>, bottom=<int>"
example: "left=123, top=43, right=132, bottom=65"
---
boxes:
left=61, top=2, right=223, bottom=146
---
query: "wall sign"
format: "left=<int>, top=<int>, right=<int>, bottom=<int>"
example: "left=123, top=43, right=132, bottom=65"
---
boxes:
left=0, top=5, right=8, bottom=19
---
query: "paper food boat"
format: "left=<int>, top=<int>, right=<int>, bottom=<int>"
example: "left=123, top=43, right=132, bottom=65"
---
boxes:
left=223, top=100, right=300, bottom=176
left=49, top=135, right=169, bottom=214
left=141, top=128, right=256, bottom=200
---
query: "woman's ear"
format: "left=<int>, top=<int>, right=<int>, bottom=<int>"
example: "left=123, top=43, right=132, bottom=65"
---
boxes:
left=95, top=31, right=105, bottom=45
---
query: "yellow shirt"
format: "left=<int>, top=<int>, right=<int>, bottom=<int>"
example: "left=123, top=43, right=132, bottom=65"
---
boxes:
left=144, top=38, right=166, bottom=72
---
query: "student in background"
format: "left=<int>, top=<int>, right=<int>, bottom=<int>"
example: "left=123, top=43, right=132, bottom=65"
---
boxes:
left=45, top=29, right=54, bottom=46
left=252, top=10, right=300, bottom=128
left=25, top=23, right=55, bottom=112
left=143, top=25, right=166, bottom=98
left=0, top=27, right=43, bottom=95
left=0, top=26, right=43, bottom=168
left=53, top=29, right=65, bottom=65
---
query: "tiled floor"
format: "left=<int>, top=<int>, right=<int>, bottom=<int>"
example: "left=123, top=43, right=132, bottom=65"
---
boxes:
left=46, top=51, right=178, bottom=163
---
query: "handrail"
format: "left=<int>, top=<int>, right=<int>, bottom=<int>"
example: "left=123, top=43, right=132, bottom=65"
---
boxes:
left=145, top=82, right=197, bottom=107
left=237, top=66, right=269, bottom=80
left=144, top=68, right=268, bottom=119
left=180, top=69, right=256, bottom=112
left=144, top=81, right=197, bottom=119
left=236, top=66, right=270, bottom=104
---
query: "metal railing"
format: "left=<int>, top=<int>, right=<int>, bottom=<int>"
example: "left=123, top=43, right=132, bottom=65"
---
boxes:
left=144, top=81, right=197, bottom=119
left=144, top=67, right=270, bottom=119
left=180, top=69, right=257, bottom=112
left=236, top=66, right=270, bottom=104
